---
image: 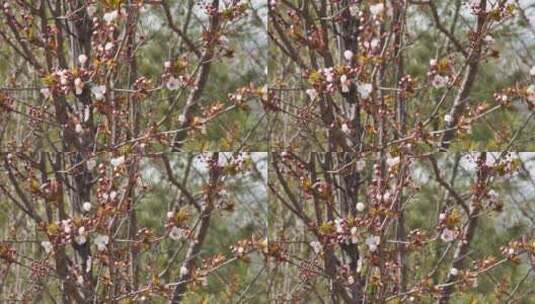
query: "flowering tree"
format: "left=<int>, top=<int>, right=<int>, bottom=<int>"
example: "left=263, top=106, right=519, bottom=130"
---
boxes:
left=2, top=0, right=535, bottom=303
left=268, top=0, right=535, bottom=151
left=0, top=152, right=268, bottom=303
left=0, top=0, right=267, bottom=152
left=268, top=152, right=535, bottom=303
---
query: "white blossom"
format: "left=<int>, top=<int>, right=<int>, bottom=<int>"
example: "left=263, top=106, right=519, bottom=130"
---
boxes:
left=326, top=74, right=334, bottom=83
left=350, top=227, right=359, bottom=244
left=94, top=234, right=109, bottom=251
left=103, top=10, right=118, bottom=24
left=497, top=94, right=508, bottom=103
left=528, top=85, right=535, bottom=102
left=75, top=123, right=83, bottom=134
left=450, top=267, right=459, bottom=276
left=310, top=240, right=322, bottom=254
left=111, top=155, right=125, bottom=168
left=83, top=106, right=91, bottom=122
left=366, top=235, right=380, bottom=252
left=41, top=240, right=53, bottom=254
left=440, top=228, right=456, bottom=242
left=78, top=54, right=88, bottom=66
left=86, top=159, right=96, bottom=171
left=169, top=226, right=187, bottom=241
left=180, top=266, right=189, bottom=276
left=357, top=256, right=364, bottom=273
left=483, top=35, right=495, bottom=45
left=40, top=88, right=51, bottom=99
left=530, top=66, right=535, bottom=77
left=74, top=78, right=84, bottom=95
left=91, top=85, right=106, bottom=101
left=166, top=76, right=180, bottom=91
left=432, top=74, right=449, bottom=88
left=465, top=0, right=480, bottom=12
left=366, top=38, right=379, bottom=49
left=335, top=218, right=344, bottom=233
left=356, top=160, right=366, bottom=172
left=306, top=88, right=318, bottom=100
left=86, top=256, right=92, bottom=272
left=75, top=227, right=87, bottom=245
left=235, top=94, right=243, bottom=102
left=344, top=50, right=354, bottom=61
left=61, top=219, right=71, bottom=234
left=86, top=5, right=97, bottom=17
left=349, top=5, right=359, bottom=17
left=109, top=191, right=118, bottom=201
left=341, top=123, right=351, bottom=135
left=444, top=114, right=454, bottom=124
left=83, top=202, right=92, bottom=212
left=166, top=211, right=175, bottom=219
left=357, top=82, right=373, bottom=99
left=371, top=38, right=379, bottom=49
left=386, top=156, right=400, bottom=167
left=218, top=35, right=229, bottom=45
left=164, top=61, right=172, bottom=69
left=369, top=3, right=384, bottom=17
left=324, top=68, right=335, bottom=82
left=356, top=202, right=366, bottom=212
left=104, top=42, right=114, bottom=51
left=59, top=72, right=68, bottom=86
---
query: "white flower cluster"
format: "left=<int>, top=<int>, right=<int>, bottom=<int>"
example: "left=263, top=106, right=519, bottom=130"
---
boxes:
left=310, top=240, right=322, bottom=254
left=527, top=85, right=535, bottom=103
left=91, top=85, right=106, bottom=101
left=369, top=3, right=384, bottom=17
left=169, top=226, right=188, bottom=241
left=365, top=235, right=380, bottom=252
left=94, top=234, right=109, bottom=251
left=306, top=88, right=318, bottom=101
left=75, top=226, right=87, bottom=245
left=41, top=240, right=53, bottom=254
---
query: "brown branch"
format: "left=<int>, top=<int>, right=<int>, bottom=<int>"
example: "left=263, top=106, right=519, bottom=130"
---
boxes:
left=171, top=0, right=220, bottom=151
left=440, top=0, right=487, bottom=150
left=3, top=16, right=44, bottom=70
left=428, top=155, right=470, bottom=214
left=269, top=11, right=307, bottom=68
left=3, top=157, right=42, bottom=222
left=160, top=154, right=201, bottom=211
left=427, top=2, right=468, bottom=57
left=170, top=153, right=220, bottom=304
left=437, top=152, right=488, bottom=304
left=161, top=0, right=202, bottom=58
